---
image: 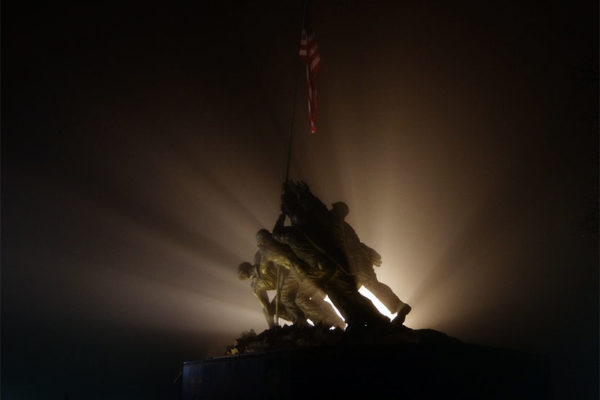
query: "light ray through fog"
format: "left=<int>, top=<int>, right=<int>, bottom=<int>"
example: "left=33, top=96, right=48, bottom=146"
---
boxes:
left=3, top=9, right=596, bottom=400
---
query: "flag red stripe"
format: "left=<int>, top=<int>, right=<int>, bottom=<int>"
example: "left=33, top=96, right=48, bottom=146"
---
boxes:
left=299, top=28, right=320, bottom=134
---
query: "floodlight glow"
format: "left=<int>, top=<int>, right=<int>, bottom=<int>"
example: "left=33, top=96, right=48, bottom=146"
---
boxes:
left=358, top=286, right=398, bottom=321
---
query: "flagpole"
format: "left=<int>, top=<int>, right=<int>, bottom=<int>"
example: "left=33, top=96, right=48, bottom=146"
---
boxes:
left=283, top=66, right=301, bottom=184
left=283, top=0, right=309, bottom=184
left=275, top=0, right=309, bottom=328
left=274, top=266, right=281, bottom=326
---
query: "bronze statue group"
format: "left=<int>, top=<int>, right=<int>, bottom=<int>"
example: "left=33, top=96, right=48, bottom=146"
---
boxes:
left=238, top=181, right=411, bottom=332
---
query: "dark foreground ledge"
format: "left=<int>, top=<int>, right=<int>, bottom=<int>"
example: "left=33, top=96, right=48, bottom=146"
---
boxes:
left=183, top=329, right=551, bottom=399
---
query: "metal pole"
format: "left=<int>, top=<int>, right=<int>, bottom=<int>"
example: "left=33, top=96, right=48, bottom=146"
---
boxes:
left=275, top=0, right=309, bottom=327
left=274, top=265, right=281, bottom=326
left=283, top=0, right=309, bottom=184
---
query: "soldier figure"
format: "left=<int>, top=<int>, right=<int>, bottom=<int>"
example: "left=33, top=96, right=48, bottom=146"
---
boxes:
left=238, top=242, right=308, bottom=328
left=273, top=213, right=390, bottom=330
left=239, top=180, right=412, bottom=332
left=330, top=201, right=411, bottom=322
left=238, top=259, right=286, bottom=328
left=280, top=181, right=411, bottom=326
left=239, top=231, right=345, bottom=329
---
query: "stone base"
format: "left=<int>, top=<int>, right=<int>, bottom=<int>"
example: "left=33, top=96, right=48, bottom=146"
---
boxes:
left=183, top=328, right=551, bottom=399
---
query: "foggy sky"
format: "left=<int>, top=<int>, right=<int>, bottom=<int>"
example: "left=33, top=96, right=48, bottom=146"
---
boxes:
left=3, top=1, right=598, bottom=399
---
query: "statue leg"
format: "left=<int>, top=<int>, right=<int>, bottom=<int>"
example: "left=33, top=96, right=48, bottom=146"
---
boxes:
left=273, top=303, right=293, bottom=325
left=362, top=279, right=404, bottom=314
left=296, top=286, right=345, bottom=329
left=280, top=277, right=308, bottom=326
left=312, top=288, right=346, bottom=329
left=356, top=266, right=407, bottom=314
left=324, top=271, right=389, bottom=329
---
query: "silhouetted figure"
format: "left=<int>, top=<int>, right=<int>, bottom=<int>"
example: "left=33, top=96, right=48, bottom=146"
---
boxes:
left=280, top=181, right=411, bottom=325
left=330, top=201, right=411, bottom=321
left=258, top=245, right=345, bottom=329
left=238, top=249, right=307, bottom=328
left=273, top=213, right=390, bottom=330
left=280, top=181, right=347, bottom=267
left=241, top=232, right=346, bottom=329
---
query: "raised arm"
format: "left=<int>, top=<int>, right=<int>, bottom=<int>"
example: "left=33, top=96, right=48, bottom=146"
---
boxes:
left=360, top=242, right=382, bottom=266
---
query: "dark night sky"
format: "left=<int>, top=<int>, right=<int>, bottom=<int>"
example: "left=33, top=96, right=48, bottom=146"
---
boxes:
left=2, top=1, right=598, bottom=399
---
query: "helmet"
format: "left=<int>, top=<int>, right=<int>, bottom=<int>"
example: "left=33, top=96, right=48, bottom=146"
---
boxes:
left=237, top=262, right=254, bottom=280
left=331, top=202, right=349, bottom=219
left=256, top=229, right=271, bottom=245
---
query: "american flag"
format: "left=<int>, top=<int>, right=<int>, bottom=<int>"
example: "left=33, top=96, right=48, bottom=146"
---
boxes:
left=299, top=27, right=320, bottom=134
